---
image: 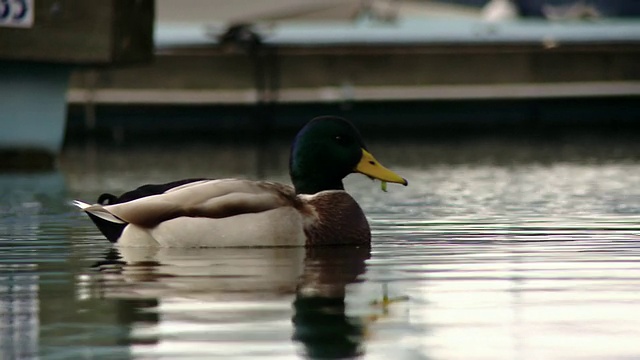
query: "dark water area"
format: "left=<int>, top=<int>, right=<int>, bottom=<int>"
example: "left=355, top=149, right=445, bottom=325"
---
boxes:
left=2, top=137, right=640, bottom=359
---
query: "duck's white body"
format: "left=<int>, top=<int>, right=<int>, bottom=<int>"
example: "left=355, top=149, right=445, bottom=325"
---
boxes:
left=117, top=207, right=307, bottom=247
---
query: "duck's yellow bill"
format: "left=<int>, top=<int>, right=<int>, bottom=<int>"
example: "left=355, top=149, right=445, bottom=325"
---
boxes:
left=355, top=149, right=408, bottom=186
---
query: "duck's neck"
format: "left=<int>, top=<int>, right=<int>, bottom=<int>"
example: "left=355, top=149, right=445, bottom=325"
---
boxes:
left=292, top=177, right=344, bottom=195
left=289, top=143, right=348, bottom=194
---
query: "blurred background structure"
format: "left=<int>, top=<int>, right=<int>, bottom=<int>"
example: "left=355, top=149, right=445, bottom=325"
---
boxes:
left=66, top=0, right=640, bottom=143
left=2, top=0, right=640, bottom=166
left=0, top=0, right=153, bottom=169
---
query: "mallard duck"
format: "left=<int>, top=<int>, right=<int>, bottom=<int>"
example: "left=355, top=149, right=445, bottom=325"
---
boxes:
left=74, top=116, right=407, bottom=247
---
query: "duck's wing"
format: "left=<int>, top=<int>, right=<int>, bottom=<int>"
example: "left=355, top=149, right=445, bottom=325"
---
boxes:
left=80, top=179, right=298, bottom=228
left=98, top=178, right=209, bottom=204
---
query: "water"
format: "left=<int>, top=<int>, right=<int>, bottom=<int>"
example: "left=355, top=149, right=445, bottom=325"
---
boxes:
left=2, top=139, right=640, bottom=359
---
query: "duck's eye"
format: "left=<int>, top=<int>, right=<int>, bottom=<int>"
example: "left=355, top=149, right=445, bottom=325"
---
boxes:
left=334, top=135, right=350, bottom=146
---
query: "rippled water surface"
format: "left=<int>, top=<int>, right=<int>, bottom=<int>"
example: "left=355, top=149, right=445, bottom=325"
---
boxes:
left=2, top=140, right=640, bottom=359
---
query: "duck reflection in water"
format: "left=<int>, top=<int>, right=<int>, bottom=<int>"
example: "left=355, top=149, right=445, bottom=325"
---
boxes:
left=292, top=245, right=370, bottom=359
left=91, top=244, right=404, bottom=358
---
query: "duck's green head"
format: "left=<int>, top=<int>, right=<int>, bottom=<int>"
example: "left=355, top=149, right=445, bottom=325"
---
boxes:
left=290, top=116, right=407, bottom=195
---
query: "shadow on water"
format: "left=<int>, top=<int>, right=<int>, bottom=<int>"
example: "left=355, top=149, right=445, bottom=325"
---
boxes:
left=87, top=245, right=374, bottom=359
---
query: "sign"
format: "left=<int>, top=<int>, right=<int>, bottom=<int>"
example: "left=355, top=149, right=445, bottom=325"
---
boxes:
left=0, top=0, right=34, bottom=28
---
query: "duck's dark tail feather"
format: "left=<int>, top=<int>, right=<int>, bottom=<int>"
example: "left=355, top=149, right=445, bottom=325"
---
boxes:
left=73, top=200, right=126, bottom=243
left=98, top=193, right=118, bottom=205
left=87, top=213, right=126, bottom=243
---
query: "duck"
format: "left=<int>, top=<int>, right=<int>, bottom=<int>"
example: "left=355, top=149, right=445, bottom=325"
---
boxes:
left=73, top=116, right=408, bottom=247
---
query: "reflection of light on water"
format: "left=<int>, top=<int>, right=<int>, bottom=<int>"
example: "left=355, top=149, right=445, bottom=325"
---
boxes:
left=0, top=171, right=66, bottom=359
left=131, top=299, right=298, bottom=359
left=0, top=266, right=39, bottom=360
left=367, top=237, right=640, bottom=360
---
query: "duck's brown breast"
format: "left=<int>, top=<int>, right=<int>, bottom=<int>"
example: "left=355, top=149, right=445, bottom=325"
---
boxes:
left=300, top=191, right=371, bottom=246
